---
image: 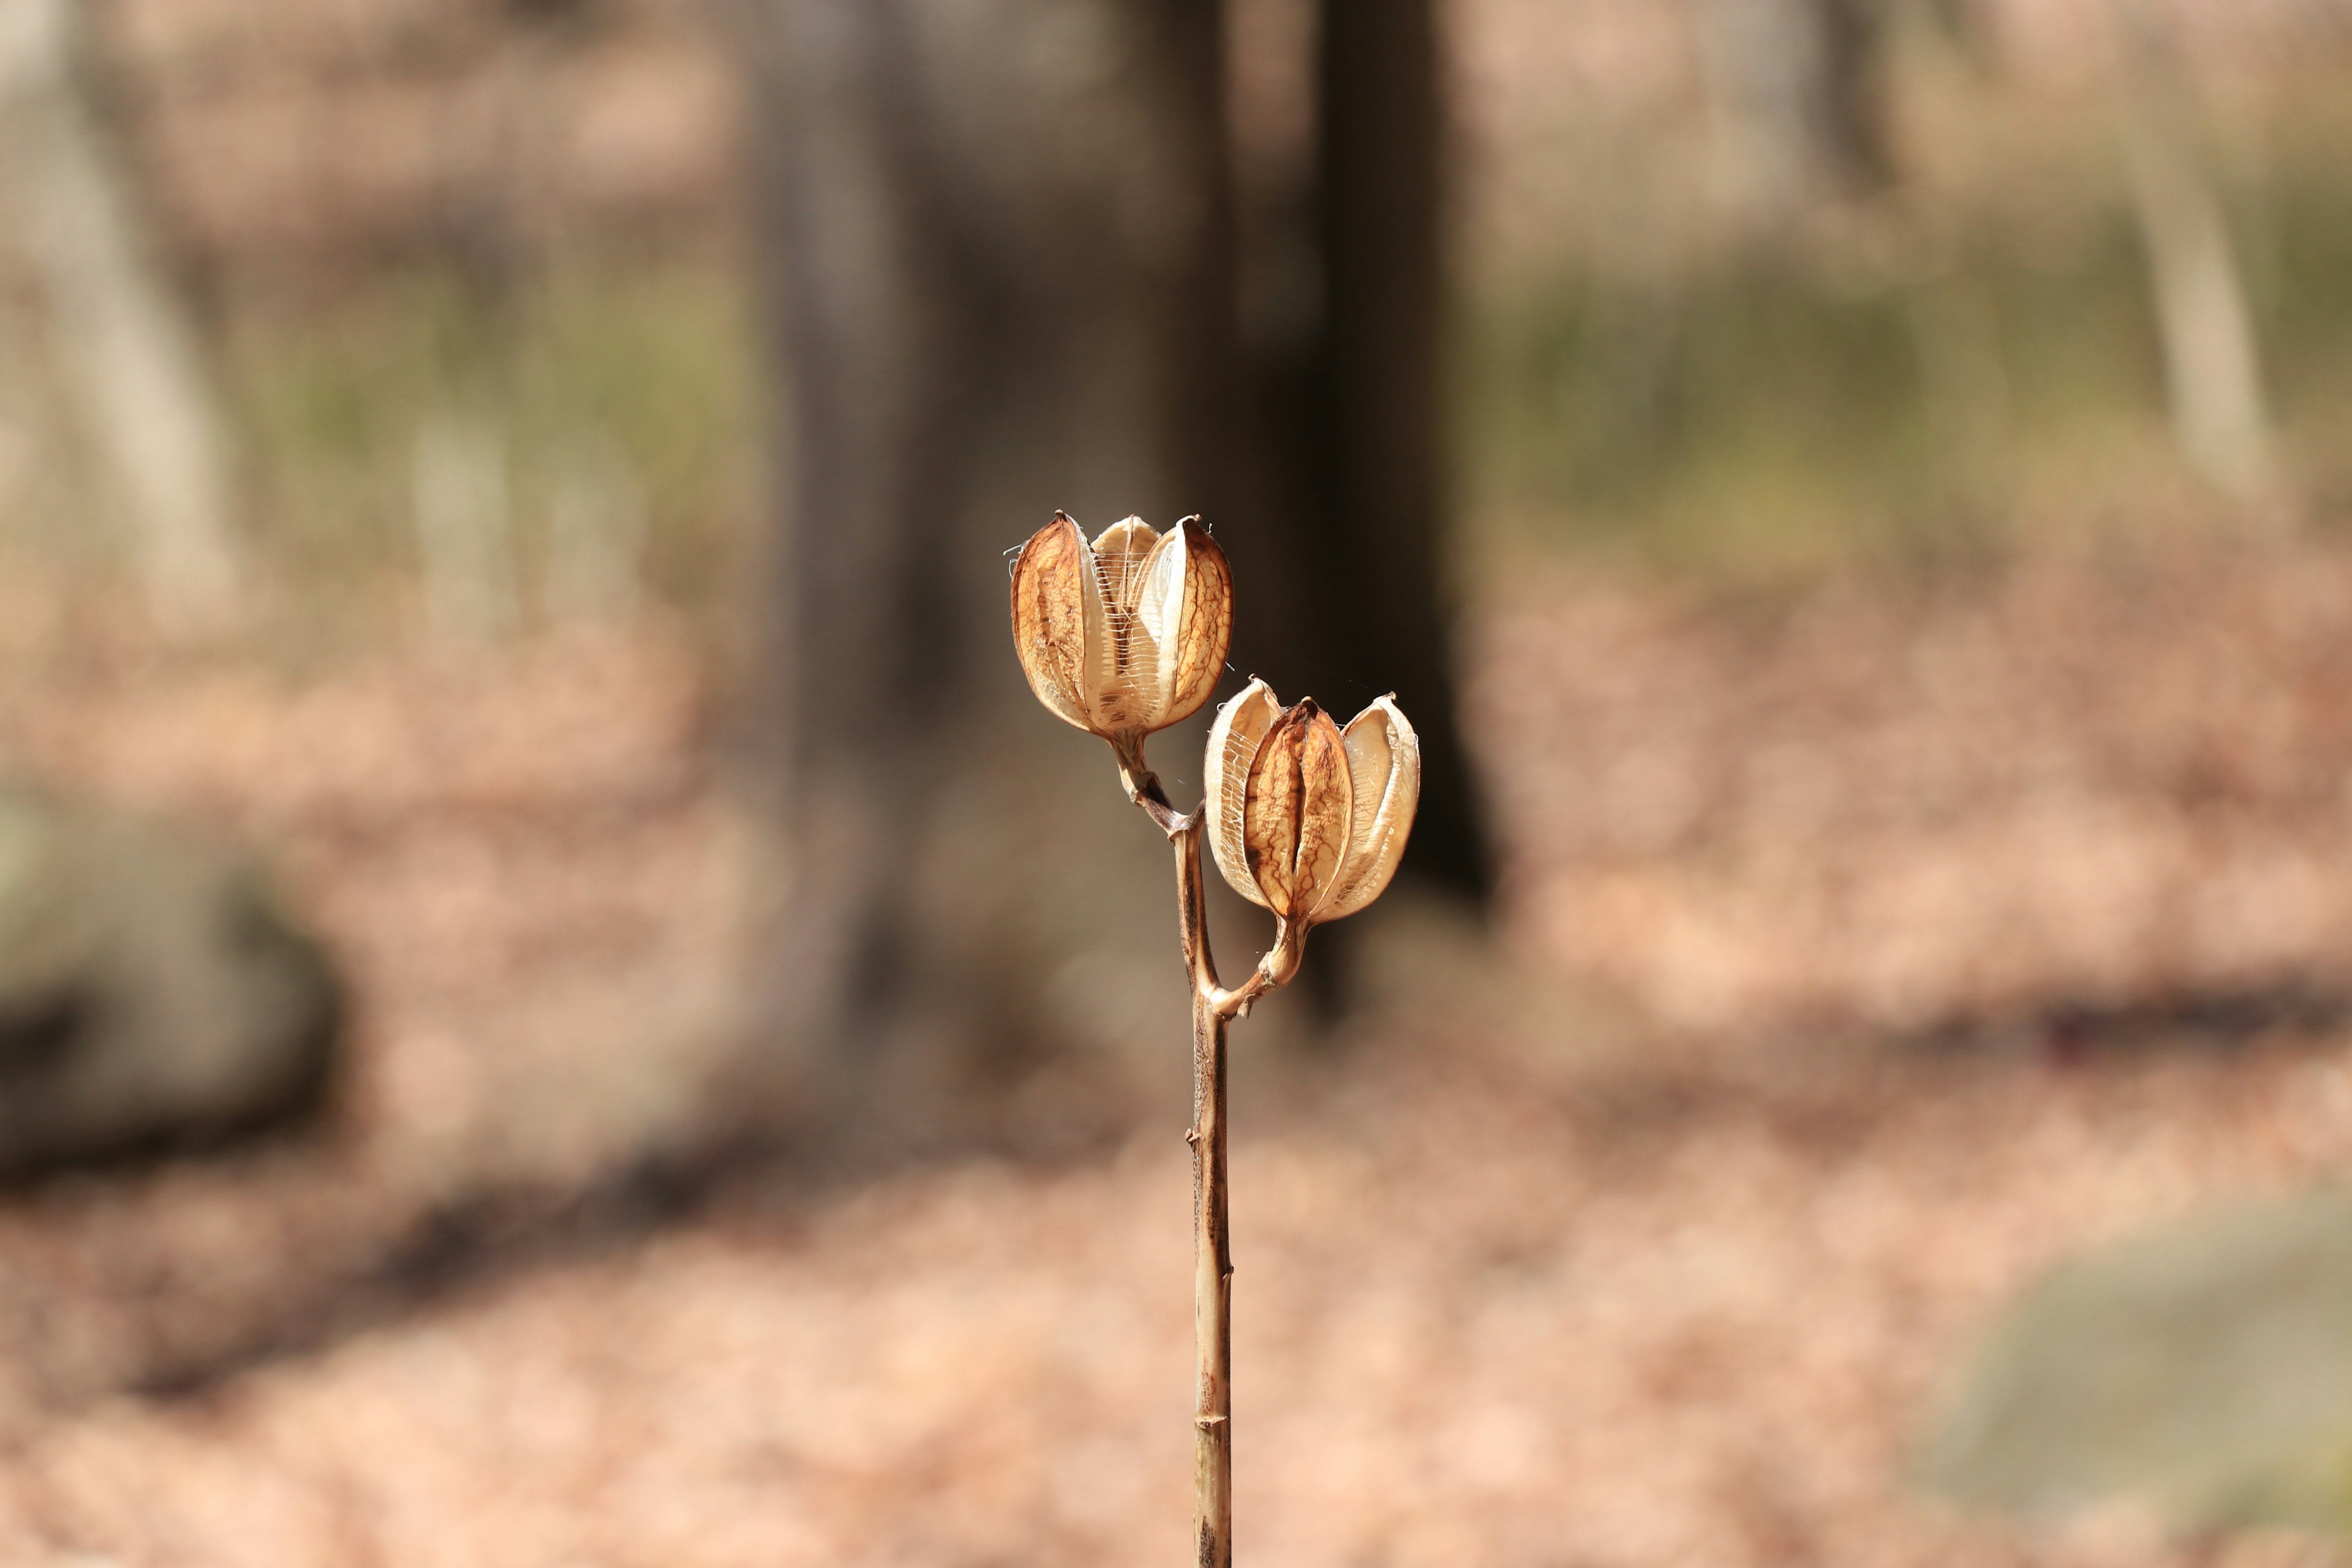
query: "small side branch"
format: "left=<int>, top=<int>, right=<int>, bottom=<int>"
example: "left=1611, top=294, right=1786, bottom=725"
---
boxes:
left=1147, top=771, right=1298, bottom=1019
left=1117, top=745, right=1191, bottom=840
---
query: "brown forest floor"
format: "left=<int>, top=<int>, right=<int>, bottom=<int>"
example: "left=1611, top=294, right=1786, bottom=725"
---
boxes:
left=6, top=535, right=2352, bottom=1566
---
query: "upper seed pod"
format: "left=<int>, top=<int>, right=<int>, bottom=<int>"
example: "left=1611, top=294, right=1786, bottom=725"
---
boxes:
left=1204, top=679, right=1420, bottom=928
left=1009, top=512, right=1233, bottom=754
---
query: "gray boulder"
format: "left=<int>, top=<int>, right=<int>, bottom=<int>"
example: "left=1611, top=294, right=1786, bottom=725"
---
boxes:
left=1917, top=1189, right=2352, bottom=1537
left=0, top=788, right=339, bottom=1175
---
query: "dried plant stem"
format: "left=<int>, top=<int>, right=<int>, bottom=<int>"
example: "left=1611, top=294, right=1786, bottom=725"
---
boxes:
left=1134, top=767, right=1281, bottom=1567
left=1033, top=522, right=1417, bottom=1566
left=1188, top=981, right=1232, bottom=1568
left=1171, top=820, right=1234, bottom=1568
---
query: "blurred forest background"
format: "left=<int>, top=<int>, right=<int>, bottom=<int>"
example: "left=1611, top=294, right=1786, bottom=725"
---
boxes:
left=5, top=0, right=2352, bottom=1563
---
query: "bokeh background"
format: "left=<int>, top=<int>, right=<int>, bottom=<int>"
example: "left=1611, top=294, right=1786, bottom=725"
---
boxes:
left=4, top=0, right=2352, bottom=1562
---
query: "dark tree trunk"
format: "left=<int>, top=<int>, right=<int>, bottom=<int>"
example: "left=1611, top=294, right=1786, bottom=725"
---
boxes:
left=1311, top=0, right=1487, bottom=902
left=739, top=0, right=1250, bottom=1153
left=739, top=0, right=1489, bottom=1148
left=1224, top=0, right=1491, bottom=909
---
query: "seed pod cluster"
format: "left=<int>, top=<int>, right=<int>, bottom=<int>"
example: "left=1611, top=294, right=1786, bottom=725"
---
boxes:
left=1009, top=510, right=1419, bottom=936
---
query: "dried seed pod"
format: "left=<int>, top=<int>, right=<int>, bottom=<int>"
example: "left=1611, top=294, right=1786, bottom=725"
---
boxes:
left=1204, top=679, right=1420, bottom=927
left=1009, top=511, right=1232, bottom=750
left=1243, top=698, right=1351, bottom=919
left=1319, top=695, right=1420, bottom=922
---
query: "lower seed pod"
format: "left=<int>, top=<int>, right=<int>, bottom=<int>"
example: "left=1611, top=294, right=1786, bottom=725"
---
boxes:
left=1203, top=679, right=1420, bottom=930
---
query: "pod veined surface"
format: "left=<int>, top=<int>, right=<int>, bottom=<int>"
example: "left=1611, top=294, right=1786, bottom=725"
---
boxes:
left=1204, top=684, right=1420, bottom=925
left=1009, top=513, right=1232, bottom=745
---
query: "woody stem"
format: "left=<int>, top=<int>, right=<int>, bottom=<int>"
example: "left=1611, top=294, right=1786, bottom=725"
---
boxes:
left=1172, top=820, right=1232, bottom=1568
left=1131, top=741, right=1298, bottom=1567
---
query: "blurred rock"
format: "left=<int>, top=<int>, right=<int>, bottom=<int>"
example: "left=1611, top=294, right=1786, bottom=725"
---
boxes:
left=1917, top=1189, right=2352, bottom=1537
left=0, top=787, right=339, bottom=1175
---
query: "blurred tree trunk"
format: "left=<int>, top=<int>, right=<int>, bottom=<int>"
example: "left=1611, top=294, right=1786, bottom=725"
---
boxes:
left=1308, top=0, right=1488, bottom=902
left=0, top=0, right=243, bottom=630
left=741, top=0, right=1488, bottom=1149
left=1212, top=0, right=1491, bottom=908
left=742, top=0, right=1248, bottom=1153
left=1695, top=0, right=1893, bottom=224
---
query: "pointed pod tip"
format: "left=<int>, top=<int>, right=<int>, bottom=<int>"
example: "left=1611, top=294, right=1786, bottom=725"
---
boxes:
left=1090, top=515, right=1159, bottom=553
left=1346, top=692, right=1417, bottom=741
left=1208, top=679, right=1281, bottom=745
left=1174, top=514, right=1228, bottom=570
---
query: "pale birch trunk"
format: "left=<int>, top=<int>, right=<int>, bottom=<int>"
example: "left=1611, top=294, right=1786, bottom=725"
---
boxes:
left=0, top=0, right=243, bottom=628
left=1694, top=0, right=1891, bottom=226
left=413, top=413, right=518, bottom=647
left=2112, top=0, right=2272, bottom=497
